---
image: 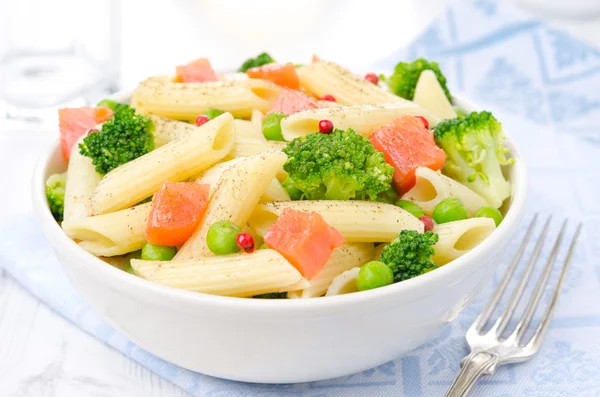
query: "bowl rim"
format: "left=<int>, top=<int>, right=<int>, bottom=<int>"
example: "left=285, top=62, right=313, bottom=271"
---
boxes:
left=32, top=93, right=528, bottom=314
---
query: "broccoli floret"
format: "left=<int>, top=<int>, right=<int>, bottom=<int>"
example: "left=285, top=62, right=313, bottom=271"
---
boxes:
left=433, top=111, right=512, bottom=208
left=79, top=104, right=155, bottom=175
left=386, top=58, right=451, bottom=101
left=380, top=230, right=439, bottom=282
left=238, top=52, right=275, bottom=72
left=253, top=292, right=288, bottom=299
left=282, top=128, right=395, bottom=201
left=46, top=173, right=67, bottom=222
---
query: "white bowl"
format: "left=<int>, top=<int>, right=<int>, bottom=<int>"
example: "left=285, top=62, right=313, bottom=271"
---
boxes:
left=32, top=95, right=527, bottom=384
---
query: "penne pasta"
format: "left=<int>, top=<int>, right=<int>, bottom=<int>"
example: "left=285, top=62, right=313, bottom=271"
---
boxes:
left=250, top=109, right=266, bottom=140
left=194, top=159, right=290, bottom=202
left=432, top=217, right=496, bottom=265
left=63, top=137, right=102, bottom=221
left=401, top=167, right=488, bottom=217
left=62, top=203, right=151, bottom=257
left=248, top=201, right=424, bottom=242
left=280, top=103, right=440, bottom=141
left=91, top=113, right=235, bottom=215
left=324, top=267, right=361, bottom=297
left=149, top=115, right=198, bottom=147
left=131, top=75, right=281, bottom=121
left=152, top=118, right=260, bottom=152
left=132, top=249, right=309, bottom=297
left=317, top=100, right=343, bottom=109
left=227, top=136, right=285, bottom=159
left=413, top=69, right=457, bottom=120
left=297, top=61, right=406, bottom=105
left=175, top=150, right=288, bottom=260
left=288, top=243, right=373, bottom=299
left=235, top=119, right=264, bottom=140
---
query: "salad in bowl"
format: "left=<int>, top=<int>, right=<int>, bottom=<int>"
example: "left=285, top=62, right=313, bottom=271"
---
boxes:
left=34, top=53, right=526, bottom=382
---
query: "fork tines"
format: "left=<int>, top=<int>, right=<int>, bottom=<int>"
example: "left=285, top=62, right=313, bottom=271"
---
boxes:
left=471, top=214, right=583, bottom=348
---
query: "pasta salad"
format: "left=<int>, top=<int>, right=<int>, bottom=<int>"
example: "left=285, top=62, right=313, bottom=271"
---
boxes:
left=47, top=54, right=513, bottom=299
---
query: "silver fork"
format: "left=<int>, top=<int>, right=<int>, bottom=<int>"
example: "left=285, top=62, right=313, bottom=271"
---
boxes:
left=445, top=215, right=583, bottom=397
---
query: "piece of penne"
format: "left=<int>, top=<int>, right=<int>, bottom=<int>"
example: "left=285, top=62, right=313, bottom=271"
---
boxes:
left=297, top=61, right=406, bottom=105
left=432, top=217, right=496, bottom=265
left=91, top=113, right=235, bottom=215
left=413, top=69, right=457, bottom=120
left=250, top=110, right=267, bottom=141
left=280, top=103, right=440, bottom=141
left=62, top=203, right=151, bottom=257
left=131, top=76, right=281, bottom=120
left=149, top=115, right=198, bottom=147
left=63, top=137, right=102, bottom=221
left=194, top=159, right=290, bottom=202
left=317, top=100, right=343, bottom=109
left=248, top=201, right=424, bottom=242
left=234, top=119, right=264, bottom=140
left=401, top=167, right=488, bottom=217
left=132, top=249, right=309, bottom=297
left=324, top=267, right=361, bottom=297
left=175, top=151, right=288, bottom=260
left=288, top=243, right=373, bottom=299
left=227, top=136, right=285, bottom=159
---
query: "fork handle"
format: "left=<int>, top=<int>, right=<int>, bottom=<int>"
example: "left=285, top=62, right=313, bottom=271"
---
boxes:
left=444, top=351, right=499, bottom=397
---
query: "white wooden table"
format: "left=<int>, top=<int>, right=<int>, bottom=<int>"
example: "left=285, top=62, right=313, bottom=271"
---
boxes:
left=1, top=1, right=600, bottom=395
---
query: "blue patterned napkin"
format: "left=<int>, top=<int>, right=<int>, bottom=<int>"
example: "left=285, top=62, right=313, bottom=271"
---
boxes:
left=2, top=0, right=600, bottom=395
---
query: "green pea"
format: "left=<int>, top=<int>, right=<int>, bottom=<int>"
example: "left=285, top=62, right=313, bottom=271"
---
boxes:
left=281, top=177, right=303, bottom=200
left=96, top=99, right=119, bottom=111
left=203, top=108, right=225, bottom=120
left=356, top=261, right=394, bottom=291
left=207, top=220, right=242, bottom=255
left=262, top=112, right=287, bottom=141
left=432, top=196, right=467, bottom=224
left=124, top=250, right=142, bottom=274
left=395, top=200, right=425, bottom=218
left=259, top=243, right=269, bottom=250
left=141, top=243, right=177, bottom=261
left=476, top=206, right=503, bottom=226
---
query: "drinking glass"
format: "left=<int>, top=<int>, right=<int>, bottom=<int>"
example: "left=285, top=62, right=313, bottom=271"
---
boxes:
left=0, top=0, right=121, bottom=125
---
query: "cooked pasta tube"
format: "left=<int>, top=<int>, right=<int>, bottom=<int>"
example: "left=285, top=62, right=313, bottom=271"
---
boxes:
left=297, top=61, right=406, bottom=105
left=324, top=267, right=361, bottom=297
left=194, top=159, right=290, bottom=202
left=62, top=203, right=151, bottom=257
left=91, top=113, right=235, bottom=215
left=413, top=69, right=457, bottom=120
left=175, top=151, right=288, bottom=260
left=432, top=218, right=496, bottom=265
left=63, top=137, right=102, bottom=221
left=287, top=243, right=373, bottom=299
left=235, top=119, right=264, bottom=140
left=132, top=249, right=309, bottom=297
left=228, top=136, right=285, bottom=159
left=248, top=201, right=424, bottom=242
left=250, top=109, right=265, bottom=135
left=149, top=115, right=198, bottom=147
left=401, top=167, right=487, bottom=217
left=280, top=103, right=440, bottom=141
left=317, top=100, right=343, bottom=108
left=131, top=75, right=281, bottom=120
